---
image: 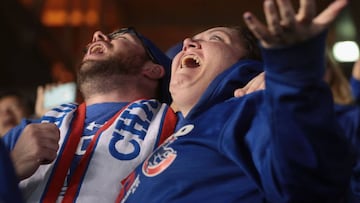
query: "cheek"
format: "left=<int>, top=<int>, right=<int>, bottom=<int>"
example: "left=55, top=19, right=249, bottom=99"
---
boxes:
left=207, top=57, right=232, bottom=77
left=14, top=109, right=24, bottom=117
left=219, top=45, right=241, bottom=59
left=223, top=51, right=241, bottom=65
left=170, top=74, right=186, bottom=88
left=171, top=55, right=181, bottom=70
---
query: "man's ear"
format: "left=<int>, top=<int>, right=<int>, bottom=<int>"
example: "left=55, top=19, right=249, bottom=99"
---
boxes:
left=142, top=64, right=165, bottom=80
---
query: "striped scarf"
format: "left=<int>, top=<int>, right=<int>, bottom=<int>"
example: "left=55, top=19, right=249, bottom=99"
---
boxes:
left=20, top=99, right=176, bottom=203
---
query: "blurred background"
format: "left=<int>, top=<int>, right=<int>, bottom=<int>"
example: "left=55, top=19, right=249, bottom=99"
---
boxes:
left=0, top=0, right=359, bottom=103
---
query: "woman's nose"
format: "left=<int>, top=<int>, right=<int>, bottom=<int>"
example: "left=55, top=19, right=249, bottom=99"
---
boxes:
left=182, top=38, right=200, bottom=51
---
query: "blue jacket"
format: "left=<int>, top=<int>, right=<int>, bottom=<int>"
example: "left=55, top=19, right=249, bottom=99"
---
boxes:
left=0, top=138, right=23, bottom=203
left=117, top=33, right=354, bottom=203
left=334, top=104, right=360, bottom=202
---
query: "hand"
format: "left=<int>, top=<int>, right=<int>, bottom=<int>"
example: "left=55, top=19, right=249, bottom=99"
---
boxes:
left=243, top=0, right=348, bottom=48
left=35, top=85, right=45, bottom=118
left=10, top=123, right=60, bottom=180
left=35, top=83, right=58, bottom=118
left=234, top=72, right=265, bottom=97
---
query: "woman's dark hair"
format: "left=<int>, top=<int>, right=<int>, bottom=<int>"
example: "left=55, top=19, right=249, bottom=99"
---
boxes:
left=230, top=25, right=262, bottom=61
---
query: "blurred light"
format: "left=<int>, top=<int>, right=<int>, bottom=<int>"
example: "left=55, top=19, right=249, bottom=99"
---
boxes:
left=332, top=41, right=359, bottom=62
left=42, top=10, right=67, bottom=26
left=69, top=10, right=83, bottom=26
left=85, top=10, right=99, bottom=26
left=40, top=0, right=100, bottom=27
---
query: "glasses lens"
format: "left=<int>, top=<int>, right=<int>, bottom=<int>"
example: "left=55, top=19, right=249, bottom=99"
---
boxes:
left=107, top=28, right=131, bottom=39
left=108, top=27, right=158, bottom=64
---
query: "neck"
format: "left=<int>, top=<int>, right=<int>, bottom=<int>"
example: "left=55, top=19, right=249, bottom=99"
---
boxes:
left=170, top=102, right=192, bottom=117
left=80, top=74, right=159, bottom=106
left=84, top=90, right=149, bottom=106
left=170, top=91, right=200, bottom=118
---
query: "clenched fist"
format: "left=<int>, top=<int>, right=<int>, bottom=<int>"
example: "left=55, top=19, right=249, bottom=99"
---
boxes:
left=11, top=123, right=60, bottom=180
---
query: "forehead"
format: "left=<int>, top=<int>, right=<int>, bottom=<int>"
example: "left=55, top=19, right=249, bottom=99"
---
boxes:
left=195, top=27, right=239, bottom=39
left=0, top=97, right=20, bottom=108
left=108, top=29, right=143, bottom=45
left=0, top=95, right=19, bottom=101
left=194, top=27, right=245, bottom=52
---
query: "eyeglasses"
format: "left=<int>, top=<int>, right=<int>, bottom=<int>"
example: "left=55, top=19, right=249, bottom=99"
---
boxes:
left=107, top=27, right=158, bottom=64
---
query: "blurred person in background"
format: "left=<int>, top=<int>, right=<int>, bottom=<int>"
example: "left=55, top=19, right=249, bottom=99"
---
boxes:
left=0, top=91, right=33, bottom=137
left=324, top=51, right=354, bottom=105
left=351, top=59, right=360, bottom=103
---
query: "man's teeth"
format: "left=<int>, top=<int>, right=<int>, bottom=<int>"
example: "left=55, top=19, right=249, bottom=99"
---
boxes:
left=90, top=44, right=103, bottom=54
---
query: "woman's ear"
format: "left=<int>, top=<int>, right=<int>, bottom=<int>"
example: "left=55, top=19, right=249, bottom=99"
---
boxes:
left=143, top=64, right=165, bottom=80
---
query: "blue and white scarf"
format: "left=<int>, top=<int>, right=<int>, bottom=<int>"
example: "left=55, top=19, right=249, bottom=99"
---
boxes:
left=19, top=99, right=177, bottom=203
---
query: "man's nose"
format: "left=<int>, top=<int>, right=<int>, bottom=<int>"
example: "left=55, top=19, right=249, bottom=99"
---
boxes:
left=92, top=31, right=110, bottom=42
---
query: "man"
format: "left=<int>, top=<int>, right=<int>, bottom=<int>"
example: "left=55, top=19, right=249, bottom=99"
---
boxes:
left=117, top=0, right=353, bottom=202
left=2, top=27, right=177, bottom=202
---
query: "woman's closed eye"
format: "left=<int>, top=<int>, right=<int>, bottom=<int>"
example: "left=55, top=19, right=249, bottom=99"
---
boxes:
left=209, top=35, right=223, bottom=41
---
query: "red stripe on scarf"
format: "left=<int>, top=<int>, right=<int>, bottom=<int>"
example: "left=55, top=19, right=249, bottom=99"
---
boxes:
left=157, top=107, right=177, bottom=146
left=62, top=103, right=130, bottom=202
left=42, top=103, right=86, bottom=203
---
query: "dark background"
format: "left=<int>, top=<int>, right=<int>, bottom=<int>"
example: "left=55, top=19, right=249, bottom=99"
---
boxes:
left=1, top=0, right=359, bottom=102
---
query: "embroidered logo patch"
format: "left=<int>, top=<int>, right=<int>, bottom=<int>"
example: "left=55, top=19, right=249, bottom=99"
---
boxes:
left=142, top=124, right=194, bottom=177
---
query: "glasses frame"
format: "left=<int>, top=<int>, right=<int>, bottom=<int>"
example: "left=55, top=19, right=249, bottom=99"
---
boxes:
left=107, top=27, right=158, bottom=64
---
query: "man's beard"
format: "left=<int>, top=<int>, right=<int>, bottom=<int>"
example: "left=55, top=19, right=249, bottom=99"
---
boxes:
left=77, top=54, right=147, bottom=97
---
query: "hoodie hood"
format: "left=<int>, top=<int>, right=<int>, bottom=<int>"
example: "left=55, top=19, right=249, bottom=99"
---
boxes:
left=166, top=42, right=183, bottom=59
left=137, top=34, right=172, bottom=104
left=187, top=59, right=263, bottom=118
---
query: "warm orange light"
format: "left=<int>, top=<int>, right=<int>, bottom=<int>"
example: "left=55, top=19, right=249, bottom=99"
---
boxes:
left=39, top=0, right=100, bottom=27
left=69, top=10, right=82, bottom=26
left=41, top=9, right=99, bottom=26
left=42, top=9, right=67, bottom=26
left=85, top=10, right=99, bottom=26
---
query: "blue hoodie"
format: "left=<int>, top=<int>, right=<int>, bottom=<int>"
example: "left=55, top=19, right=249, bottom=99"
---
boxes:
left=117, top=32, right=353, bottom=203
